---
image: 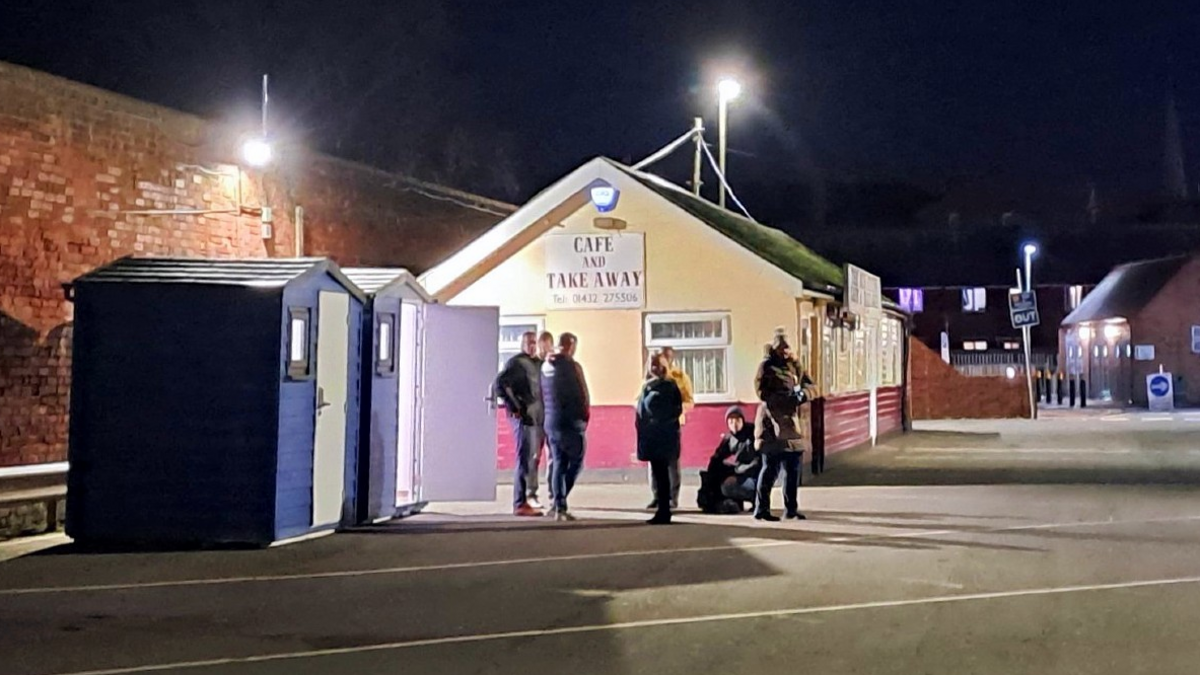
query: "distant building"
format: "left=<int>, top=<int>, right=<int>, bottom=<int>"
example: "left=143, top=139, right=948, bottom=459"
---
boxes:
left=1061, top=253, right=1200, bottom=407
left=888, top=283, right=1093, bottom=375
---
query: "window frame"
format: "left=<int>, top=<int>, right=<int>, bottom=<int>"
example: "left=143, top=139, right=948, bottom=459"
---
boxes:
left=286, top=307, right=313, bottom=381
left=375, top=312, right=398, bottom=377
left=643, top=311, right=732, bottom=403
left=962, top=287, right=987, bottom=313
left=498, top=315, right=545, bottom=369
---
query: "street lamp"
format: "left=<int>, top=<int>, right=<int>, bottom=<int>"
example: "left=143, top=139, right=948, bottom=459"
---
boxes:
left=1022, top=243, right=1038, bottom=292
left=717, top=78, right=741, bottom=209
left=241, top=137, right=273, bottom=168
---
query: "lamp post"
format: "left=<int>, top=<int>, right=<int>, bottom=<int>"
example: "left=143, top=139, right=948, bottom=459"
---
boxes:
left=717, top=78, right=741, bottom=209
left=1019, top=242, right=1038, bottom=419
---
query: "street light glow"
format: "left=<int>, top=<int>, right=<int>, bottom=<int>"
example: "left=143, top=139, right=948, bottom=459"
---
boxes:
left=242, top=138, right=272, bottom=168
left=718, top=78, right=742, bottom=102
left=1023, top=243, right=1038, bottom=256
left=1103, top=324, right=1122, bottom=341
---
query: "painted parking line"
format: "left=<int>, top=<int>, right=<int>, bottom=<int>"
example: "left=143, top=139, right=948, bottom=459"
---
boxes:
left=46, top=573, right=1200, bottom=675
left=4, top=514, right=1200, bottom=597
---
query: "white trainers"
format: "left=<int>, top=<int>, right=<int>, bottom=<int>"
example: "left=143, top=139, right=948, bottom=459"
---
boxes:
left=527, top=497, right=543, bottom=510
left=553, top=509, right=576, bottom=522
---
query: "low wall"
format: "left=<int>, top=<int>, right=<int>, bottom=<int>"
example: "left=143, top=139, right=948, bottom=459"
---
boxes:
left=908, top=337, right=1030, bottom=419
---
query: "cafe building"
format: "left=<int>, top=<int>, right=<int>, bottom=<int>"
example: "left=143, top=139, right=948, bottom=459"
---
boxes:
left=421, top=157, right=908, bottom=470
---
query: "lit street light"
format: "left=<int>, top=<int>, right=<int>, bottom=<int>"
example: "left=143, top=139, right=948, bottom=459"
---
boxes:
left=241, top=138, right=273, bottom=168
left=717, top=78, right=741, bottom=209
left=1023, top=243, right=1038, bottom=292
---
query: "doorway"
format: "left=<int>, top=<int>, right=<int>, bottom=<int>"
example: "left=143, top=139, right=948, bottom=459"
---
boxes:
left=312, top=291, right=349, bottom=526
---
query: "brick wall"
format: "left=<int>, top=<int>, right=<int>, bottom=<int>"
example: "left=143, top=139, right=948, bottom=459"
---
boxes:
left=0, top=61, right=507, bottom=467
left=1131, top=256, right=1200, bottom=406
left=908, top=337, right=1030, bottom=419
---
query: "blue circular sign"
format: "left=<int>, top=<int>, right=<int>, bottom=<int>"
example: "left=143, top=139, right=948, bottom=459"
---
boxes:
left=1149, top=374, right=1171, bottom=397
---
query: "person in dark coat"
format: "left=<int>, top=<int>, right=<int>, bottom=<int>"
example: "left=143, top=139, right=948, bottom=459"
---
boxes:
left=753, top=331, right=815, bottom=522
left=495, top=331, right=545, bottom=516
left=697, top=406, right=758, bottom=514
left=541, top=332, right=590, bottom=521
left=636, top=353, right=683, bottom=525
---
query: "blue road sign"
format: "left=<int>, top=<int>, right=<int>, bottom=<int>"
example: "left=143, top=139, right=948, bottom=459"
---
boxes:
left=1009, top=290, right=1040, bottom=329
left=1149, top=374, right=1171, bottom=398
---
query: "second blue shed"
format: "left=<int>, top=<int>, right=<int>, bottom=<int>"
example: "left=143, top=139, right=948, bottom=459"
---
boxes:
left=66, top=257, right=366, bottom=547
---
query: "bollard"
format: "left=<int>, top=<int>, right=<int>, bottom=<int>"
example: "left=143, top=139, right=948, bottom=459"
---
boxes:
left=1057, top=372, right=1065, bottom=405
left=1080, top=377, right=1087, bottom=408
left=1069, top=377, right=1077, bottom=407
left=1044, top=370, right=1052, bottom=403
left=811, top=397, right=826, bottom=476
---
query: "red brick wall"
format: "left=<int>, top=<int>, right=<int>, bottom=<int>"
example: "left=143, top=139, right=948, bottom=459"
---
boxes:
left=1131, top=256, right=1200, bottom=406
left=908, top=336, right=1030, bottom=419
left=0, top=62, right=505, bottom=467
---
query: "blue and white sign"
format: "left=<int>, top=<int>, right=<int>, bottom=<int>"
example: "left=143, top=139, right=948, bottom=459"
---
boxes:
left=898, top=288, right=924, bottom=313
left=1008, top=290, right=1040, bottom=329
left=1147, top=372, right=1174, bottom=412
left=588, top=180, right=620, bottom=213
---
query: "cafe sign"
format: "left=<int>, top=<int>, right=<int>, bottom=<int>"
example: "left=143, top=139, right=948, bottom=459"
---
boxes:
left=545, top=233, right=645, bottom=310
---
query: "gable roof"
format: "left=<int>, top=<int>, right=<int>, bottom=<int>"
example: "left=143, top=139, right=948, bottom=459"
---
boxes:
left=343, top=267, right=432, bottom=300
left=1062, top=254, right=1190, bottom=325
left=421, top=156, right=855, bottom=301
left=72, top=256, right=366, bottom=301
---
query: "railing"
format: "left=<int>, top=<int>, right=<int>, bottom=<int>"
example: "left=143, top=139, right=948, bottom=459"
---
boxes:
left=950, top=351, right=1058, bottom=377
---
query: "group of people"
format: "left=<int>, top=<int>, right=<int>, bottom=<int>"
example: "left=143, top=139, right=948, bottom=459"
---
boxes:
left=495, top=327, right=816, bottom=525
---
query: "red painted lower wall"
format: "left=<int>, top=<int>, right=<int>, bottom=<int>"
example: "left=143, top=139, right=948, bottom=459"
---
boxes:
left=496, top=386, right=904, bottom=470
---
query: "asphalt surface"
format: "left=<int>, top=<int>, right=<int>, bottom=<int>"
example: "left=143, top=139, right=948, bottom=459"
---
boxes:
left=3, top=409, right=1200, bottom=675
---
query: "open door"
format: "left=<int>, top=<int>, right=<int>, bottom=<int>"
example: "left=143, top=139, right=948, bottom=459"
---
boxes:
left=417, top=304, right=499, bottom=502
left=395, top=301, right=421, bottom=507
left=313, top=291, right=350, bottom=526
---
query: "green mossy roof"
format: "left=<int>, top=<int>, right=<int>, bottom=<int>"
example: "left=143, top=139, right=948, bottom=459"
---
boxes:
left=613, top=162, right=846, bottom=292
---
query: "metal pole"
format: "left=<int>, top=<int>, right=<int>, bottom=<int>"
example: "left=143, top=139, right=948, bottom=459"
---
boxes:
left=692, top=117, right=704, bottom=197
left=1018, top=268, right=1036, bottom=420
left=261, top=74, right=269, bottom=137
left=718, top=96, right=728, bottom=208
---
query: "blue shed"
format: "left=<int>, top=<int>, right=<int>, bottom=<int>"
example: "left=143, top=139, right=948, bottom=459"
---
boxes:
left=66, top=257, right=366, bottom=547
left=344, top=267, right=500, bottom=523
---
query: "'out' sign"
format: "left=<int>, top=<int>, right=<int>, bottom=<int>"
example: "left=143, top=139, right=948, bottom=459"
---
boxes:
left=545, top=233, right=645, bottom=310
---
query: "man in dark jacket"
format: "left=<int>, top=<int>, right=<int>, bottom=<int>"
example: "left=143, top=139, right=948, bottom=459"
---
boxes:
left=636, top=354, right=684, bottom=525
left=697, top=406, right=758, bottom=513
left=541, top=333, right=590, bottom=521
left=753, top=331, right=815, bottom=522
left=495, top=331, right=544, bottom=516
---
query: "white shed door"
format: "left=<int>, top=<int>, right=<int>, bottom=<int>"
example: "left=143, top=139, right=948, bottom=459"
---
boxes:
left=312, top=291, right=349, bottom=526
left=418, top=304, right=499, bottom=502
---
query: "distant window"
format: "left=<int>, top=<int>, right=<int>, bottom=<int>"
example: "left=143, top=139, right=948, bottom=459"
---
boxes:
left=962, top=340, right=988, bottom=351
left=1003, top=340, right=1021, bottom=350
left=376, top=313, right=397, bottom=377
left=962, top=288, right=987, bottom=313
left=1067, top=285, right=1085, bottom=310
left=897, top=288, right=924, bottom=313
left=287, top=307, right=312, bottom=380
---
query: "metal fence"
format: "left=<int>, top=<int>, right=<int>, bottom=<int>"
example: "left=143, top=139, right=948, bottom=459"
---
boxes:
left=950, top=350, right=1058, bottom=377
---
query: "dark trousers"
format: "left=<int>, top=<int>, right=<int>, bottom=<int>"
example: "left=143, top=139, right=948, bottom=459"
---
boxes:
left=647, top=459, right=680, bottom=504
left=547, top=428, right=586, bottom=512
left=722, top=475, right=757, bottom=502
left=509, top=417, right=543, bottom=508
left=649, top=459, right=674, bottom=517
left=755, top=451, right=801, bottom=516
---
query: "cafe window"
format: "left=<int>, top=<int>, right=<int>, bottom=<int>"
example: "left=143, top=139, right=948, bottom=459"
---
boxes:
left=499, top=315, right=544, bottom=369
left=880, top=317, right=903, bottom=387
left=644, top=312, right=730, bottom=400
left=836, top=325, right=853, bottom=393
left=822, top=320, right=836, bottom=394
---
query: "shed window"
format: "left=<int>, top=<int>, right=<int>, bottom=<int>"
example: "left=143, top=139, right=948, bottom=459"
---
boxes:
left=287, top=307, right=312, bottom=380
left=644, top=312, right=731, bottom=400
left=376, top=313, right=397, bottom=376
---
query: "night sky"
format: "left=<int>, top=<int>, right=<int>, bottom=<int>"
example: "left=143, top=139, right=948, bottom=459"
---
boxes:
left=3, top=0, right=1199, bottom=220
